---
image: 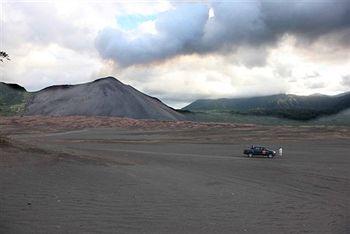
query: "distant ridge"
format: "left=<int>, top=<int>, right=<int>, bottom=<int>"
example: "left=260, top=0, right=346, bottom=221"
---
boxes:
left=41, top=84, right=73, bottom=91
left=24, top=77, right=185, bottom=120
left=183, top=93, right=350, bottom=120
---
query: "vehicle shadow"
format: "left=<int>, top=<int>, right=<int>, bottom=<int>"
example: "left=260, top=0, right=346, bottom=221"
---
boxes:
left=242, top=155, right=281, bottom=159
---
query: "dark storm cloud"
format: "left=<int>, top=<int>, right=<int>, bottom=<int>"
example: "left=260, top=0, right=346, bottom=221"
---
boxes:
left=96, top=4, right=208, bottom=66
left=96, top=1, right=350, bottom=67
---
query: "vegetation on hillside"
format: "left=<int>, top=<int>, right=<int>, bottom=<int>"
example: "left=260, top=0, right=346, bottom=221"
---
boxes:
left=238, top=108, right=343, bottom=121
left=0, top=83, right=31, bottom=116
left=182, top=109, right=350, bottom=126
left=183, top=93, right=350, bottom=121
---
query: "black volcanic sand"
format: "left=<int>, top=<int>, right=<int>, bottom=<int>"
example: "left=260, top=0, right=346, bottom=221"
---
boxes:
left=1, top=124, right=350, bottom=233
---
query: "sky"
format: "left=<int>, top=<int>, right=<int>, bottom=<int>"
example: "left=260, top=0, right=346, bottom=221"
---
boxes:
left=1, top=0, right=350, bottom=108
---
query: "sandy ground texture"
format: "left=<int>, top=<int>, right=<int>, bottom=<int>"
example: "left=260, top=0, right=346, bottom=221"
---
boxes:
left=1, top=116, right=350, bottom=233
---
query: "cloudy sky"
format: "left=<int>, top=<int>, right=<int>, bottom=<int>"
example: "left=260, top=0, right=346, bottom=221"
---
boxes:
left=1, top=0, right=350, bottom=108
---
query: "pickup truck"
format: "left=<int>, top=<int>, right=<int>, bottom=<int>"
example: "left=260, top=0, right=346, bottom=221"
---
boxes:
left=243, top=146, right=276, bottom=158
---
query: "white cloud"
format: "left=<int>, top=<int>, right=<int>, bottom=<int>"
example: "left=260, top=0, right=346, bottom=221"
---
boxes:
left=342, top=75, right=350, bottom=88
left=0, top=0, right=168, bottom=89
left=1, top=43, right=103, bottom=91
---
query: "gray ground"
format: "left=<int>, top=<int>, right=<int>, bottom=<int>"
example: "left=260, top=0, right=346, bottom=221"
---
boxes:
left=1, top=122, right=349, bottom=233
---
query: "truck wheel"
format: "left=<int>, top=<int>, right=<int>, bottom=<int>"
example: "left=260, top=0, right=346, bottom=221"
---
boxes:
left=248, top=153, right=253, bottom=158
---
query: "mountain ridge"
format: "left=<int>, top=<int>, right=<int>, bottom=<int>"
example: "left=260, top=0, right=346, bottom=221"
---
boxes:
left=1, top=78, right=350, bottom=122
left=183, top=93, right=350, bottom=120
left=0, top=77, right=185, bottom=120
left=24, top=77, right=185, bottom=120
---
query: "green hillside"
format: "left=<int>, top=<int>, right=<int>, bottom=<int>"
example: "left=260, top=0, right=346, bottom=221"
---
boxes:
left=183, top=93, right=350, bottom=121
left=0, top=82, right=31, bottom=116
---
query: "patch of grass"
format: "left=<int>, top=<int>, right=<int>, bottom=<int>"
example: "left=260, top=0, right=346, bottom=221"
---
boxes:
left=176, top=109, right=193, bottom=114
left=185, top=109, right=350, bottom=126
left=188, top=110, right=298, bottom=125
left=244, top=108, right=342, bottom=121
